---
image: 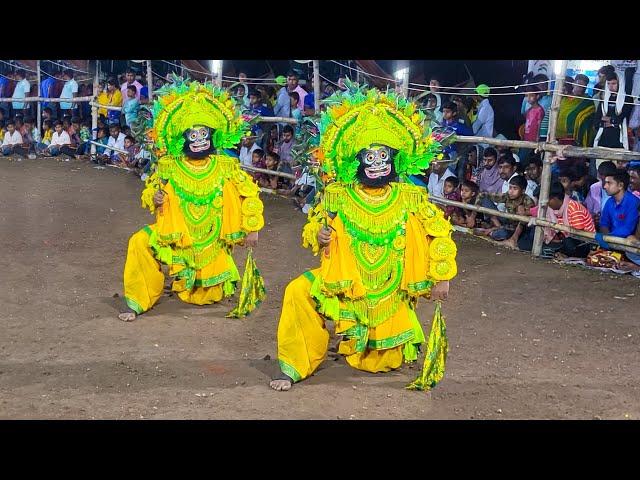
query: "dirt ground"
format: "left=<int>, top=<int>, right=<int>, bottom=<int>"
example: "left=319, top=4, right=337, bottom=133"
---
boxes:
left=1, top=157, right=639, bottom=420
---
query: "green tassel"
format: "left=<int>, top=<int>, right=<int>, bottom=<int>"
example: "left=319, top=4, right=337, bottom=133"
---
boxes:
left=226, top=249, right=266, bottom=318
left=406, top=301, right=448, bottom=391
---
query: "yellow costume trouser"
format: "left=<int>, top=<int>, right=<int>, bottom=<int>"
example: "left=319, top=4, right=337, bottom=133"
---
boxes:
left=122, top=226, right=226, bottom=314
left=276, top=269, right=409, bottom=383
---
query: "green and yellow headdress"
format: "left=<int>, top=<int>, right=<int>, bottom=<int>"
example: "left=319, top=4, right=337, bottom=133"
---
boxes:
left=318, top=81, right=446, bottom=184
left=151, top=77, right=248, bottom=157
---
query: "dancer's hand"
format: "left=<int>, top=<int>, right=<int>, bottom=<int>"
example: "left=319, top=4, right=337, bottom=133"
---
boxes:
left=245, top=231, right=258, bottom=248
left=318, top=226, right=332, bottom=248
left=431, top=281, right=449, bottom=301
left=153, top=190, right=166, bottom=208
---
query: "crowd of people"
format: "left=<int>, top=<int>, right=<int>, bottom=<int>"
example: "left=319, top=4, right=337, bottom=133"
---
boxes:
left=2, top=62, right=640, bottom=269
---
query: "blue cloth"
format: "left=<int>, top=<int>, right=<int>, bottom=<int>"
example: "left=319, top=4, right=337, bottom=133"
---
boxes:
left=304, top=92, right=315, bottom=109
left=594, top=233, right=611, bottom=250
left=599, top=190, right=640, bottom=238
left=40, top=77, right=56, bottom=110
left=140, top=86, right=148, bottom=99
left=123, top=98, right=140, bottom=126
left=441, top=118, right=473, bottom=156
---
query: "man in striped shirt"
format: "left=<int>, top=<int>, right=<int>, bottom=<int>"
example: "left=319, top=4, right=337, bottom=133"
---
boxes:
left=520, top=181, right=595, bottom=257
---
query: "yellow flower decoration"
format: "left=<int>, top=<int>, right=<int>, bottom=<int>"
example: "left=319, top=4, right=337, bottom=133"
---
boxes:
left=213, top=196, right=224, bottom=209
left=238, top=180, right=259, bottom=197
left=420, top=203, right=438, bottom=219
left=429, top=237, right=457, bottom=260
left=242, top=214, right=264, bottom=232
left=430, top=258, right=457, bottom=281
left=424, top=217, right=452, bottom=237
left=242, top=197, right=264, bottom=216
left=392, top=235, right=406, bottom=251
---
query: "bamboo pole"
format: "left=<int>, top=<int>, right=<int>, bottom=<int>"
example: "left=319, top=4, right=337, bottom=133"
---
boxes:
left=87, top=140, right=128, bottom=155
left=239, top=164, right=296, bottom=180
left=91, top=61, right=99, bottom=155
left=253, top=116, right=298, bottom=124
left=0, top=96, right=94, bottom=103
left=146, top=60, right=153, bottom=103
left=429, top=196, right=640, bottom=255
left=313, top=60, right=321, bottom=113
left=532, top=61, right=567, bottom=257
left=454, top=135, right=640, bottom=162
left=89, top=101, right=122, bottom=111
left=36, top=60, right=41, bottom=135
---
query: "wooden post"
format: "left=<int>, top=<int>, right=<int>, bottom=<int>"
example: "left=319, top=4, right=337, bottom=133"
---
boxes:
left=146, top=60, right=153, bottom=103
left=36, top=60, right=41, bottom=137
left=532, top=60, right=568, bottom=257
left=313, top=60, right=321, bottom=113
left=91, top=60, right=99, bottom=156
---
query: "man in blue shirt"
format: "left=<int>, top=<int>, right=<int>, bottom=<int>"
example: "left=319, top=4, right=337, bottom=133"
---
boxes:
left=441, top=101, right=473, bottom=177
left=600, top=170, right=640, bottom=238
left=59, top=69, right=79, bottom=119
left=40, top=73, right=57, bottom=117
left=11, top=69, right=31, bottom=117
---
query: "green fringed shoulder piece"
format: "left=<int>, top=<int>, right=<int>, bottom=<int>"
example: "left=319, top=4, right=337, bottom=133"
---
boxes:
left=406, top=301, right=448, bottom=391
left=227, top=249, right=266, bottom=318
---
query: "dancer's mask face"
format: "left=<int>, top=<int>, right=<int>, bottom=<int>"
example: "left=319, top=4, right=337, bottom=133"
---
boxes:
left=356, top=145, right=397, bottom=187
left=183, top=125, right=215, bottom=159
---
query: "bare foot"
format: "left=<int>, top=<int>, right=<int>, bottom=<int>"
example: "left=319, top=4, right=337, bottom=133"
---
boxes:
left=502, top=239, right=517, bottom=250
left=269, top=373, right=293, bottom=391
left=118, top=311, right=136, bottom=322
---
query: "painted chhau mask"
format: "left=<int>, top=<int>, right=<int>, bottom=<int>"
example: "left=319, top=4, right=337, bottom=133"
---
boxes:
left=183, top=125, right=215, bottom=159
left=356, top=144, right=397, bottom=187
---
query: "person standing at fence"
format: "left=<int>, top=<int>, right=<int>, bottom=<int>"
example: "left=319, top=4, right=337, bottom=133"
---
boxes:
left=122, top=85, right=140, bottom=127
left=40, top=73, right=57, bottom=120
left=593, top=70, right=634, bottom=151
left=59, top=69, right=79, bottom=119
left=11, top=69, right=30, bottom=118
left=274, top=71, right=307, bottom=119
left=97, top=79, right=123, bottom=125
left=120, top=69, right=143, bottom=103
left=472, top=84, right=494, bottom=147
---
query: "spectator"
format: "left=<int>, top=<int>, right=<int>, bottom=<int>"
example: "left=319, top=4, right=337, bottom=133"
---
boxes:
left=97, top=79, right=123, bottom=125
left=115, top=135, right=139, bottom=167
left=497, top=154, right=537, bottom=206
left=593, top=70, right=634, bottom=150
left=451, top=94, right=472, bottom=129
left=472, top=84, right=494, bottom=144
left=239, top=135, right=260, bottom=167
left=428, top=77, right=445, bottom=121
left=585, top=160, right=618, bottom=223
left=279, top=165, right=317, bottom=212
left=40, top=73, right=57, bottom=119
left=461, top=144, right=482, bottom=183
left=423, top=94, right=438, bottom=123
left=476, top=174, right=536, bottom=249
left=275, top=124, right=295, bottom=164
left=17, top=116, right=40, bottom=156
left=599, top=170, right=640, bottom=238
left=59, top=69, right=79, bottom=119
left=289, top=92, right=303, bottom=133
left=522, top=85, right=545, bottom=142
left=0, top=73, right=9, bottom=117
left=451, top=180, right=480, bottom=228
left=38, top=121, right=71, bottom=157
left=247, top=89, right=274, bottom=117
left=39, top=119, right=53, bottom=150
left=629, top=164, right=640, bottom=197
left=42, top=107, right=55, bottom=124
left=123, top=85, right=140, bottom=127
left=68, top=117, right=89, bottom=156
left=521, top=74, right=552, bottom=141
left=250, top=148, right=267, bottom=183
left=556, top=74, right=595, bottom=148
left=592, top=65, right=616, bottom=107
left=427, top=159, right=457, bottom=197
left=274, top=71, right=307, bottom=119
left=1, top=121, right=23, bottom=156
left=442, top=176, right=462, bottom=219
left=477, top=147, right=503, bottom=194
left=15, top=117, right=25, bottom=137
left=520, top=181, right=595, bottom=258
left=121, top=68, right=143, bottom=102
left=93, top=127, right=109, bottom=156
left=235, top=83, right=250, bottom=109
left=441, top=101, right=473, bottom=175
left=524, top=154, right=543, bottom=190
left=102, top=124, right=126, bottom=163
left=11, top=69, right=31, bottom=118
left=0, top=120, right=5, bottom=143
left=263, top=124, right=279, bottom=155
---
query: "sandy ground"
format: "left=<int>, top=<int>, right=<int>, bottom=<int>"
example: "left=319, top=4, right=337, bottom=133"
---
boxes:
left=1, top=157, right=639, bottom=420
